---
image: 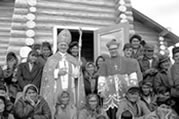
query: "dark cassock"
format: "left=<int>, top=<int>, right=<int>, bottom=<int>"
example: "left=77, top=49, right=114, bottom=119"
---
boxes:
left=98, top=39, right=139, bottom=119
left=40, top=29, right=86, bottom=118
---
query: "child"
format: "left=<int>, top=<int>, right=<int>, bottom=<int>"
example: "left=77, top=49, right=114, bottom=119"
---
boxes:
left=54, top=91, right=77, bottom=119
left=116, top=87, right=151, bottom=119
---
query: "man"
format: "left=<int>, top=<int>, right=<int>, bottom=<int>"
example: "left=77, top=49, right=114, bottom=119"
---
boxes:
left=140, top=80, right=157, bottom=111
left=138, top=44, right=158, bottom=82
left=170, top=46, right=179, bottom=114
left=123, top=43, right=143, bottom=81
left=40, top=29, right=85, bottom=118
left=98, top=39, right=140, bottom=119
left=129, top=34, right=143, bottom=59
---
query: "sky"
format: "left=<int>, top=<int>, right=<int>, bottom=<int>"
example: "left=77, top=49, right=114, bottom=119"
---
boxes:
left=131, top=0, right=179, bottom=36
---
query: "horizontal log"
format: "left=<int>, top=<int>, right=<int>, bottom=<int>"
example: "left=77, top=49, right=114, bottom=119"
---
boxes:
left=37, top=1, right=115, bottom=13
left=46, top=0, right=114, bottom=7
left=12, top=15, right=115, bottom=27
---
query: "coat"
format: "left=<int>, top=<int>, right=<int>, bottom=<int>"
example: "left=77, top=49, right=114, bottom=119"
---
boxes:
left=13, top=96, right=51, bottom=119
left=54, top=104, right=77, bottom=119
left=116, top=98, right=151, bottom=119
left=79, top=108, right=109, bottom=119
left=16, top=62, right=43, bottom=91
left=170, top=63, right=179, bottom=98
left=153, top=70, right=172, bottom=93
left=83, top=71, right=98, bottom=96
left=40, top=52, right=86, bottom=117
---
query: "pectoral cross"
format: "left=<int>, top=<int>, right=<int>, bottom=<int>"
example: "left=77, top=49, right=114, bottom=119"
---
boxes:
left=114, top=65, right=118, bottom=70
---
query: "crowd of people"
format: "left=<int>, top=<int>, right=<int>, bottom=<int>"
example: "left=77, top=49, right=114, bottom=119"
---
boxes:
left=0, top=29, right=178, bottom=119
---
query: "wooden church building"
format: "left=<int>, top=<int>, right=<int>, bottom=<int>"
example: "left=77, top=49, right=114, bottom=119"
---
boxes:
left=0, top=0, right=178, bottom=65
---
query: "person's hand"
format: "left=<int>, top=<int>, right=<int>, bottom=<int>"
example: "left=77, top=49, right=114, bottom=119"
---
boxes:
left=58, top=68, right=67, bottom=76
left=25, top=95, right=35, bottom=106
left=98, top=91, right=106, bottom=98
left=156, top=105, right=171, bottom=119
left=150, top=68, right=158, bottom=74
left=12, top=78, right=17, bottom=82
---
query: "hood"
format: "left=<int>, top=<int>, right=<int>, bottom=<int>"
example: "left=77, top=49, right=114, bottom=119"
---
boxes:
left=22, top=84, right=38, bottom=99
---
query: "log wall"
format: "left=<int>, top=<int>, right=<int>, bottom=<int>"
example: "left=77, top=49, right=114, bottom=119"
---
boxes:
left=0, top=0, right=14, bottom=65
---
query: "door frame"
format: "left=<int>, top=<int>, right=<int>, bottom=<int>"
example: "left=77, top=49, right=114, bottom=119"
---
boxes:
left=94, top=23, right=130, bottom=60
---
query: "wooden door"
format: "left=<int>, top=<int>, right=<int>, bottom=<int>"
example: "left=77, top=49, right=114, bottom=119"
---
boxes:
left=94, top=23, right=129, bottom=60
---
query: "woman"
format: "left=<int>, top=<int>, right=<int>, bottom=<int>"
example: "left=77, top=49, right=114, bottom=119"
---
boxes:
left=95, top=56, right=105, bottom=71
left=54, top=91, right=77, bottom=119
left=83, top=62, right=98, bottom=96
left=38, top=42, right=53, bottom=66
left=79, top=94, right=108, bottom=119
left=13, top=84, right=51, bottom=119
left=16, top=50, right=43, bottom=92
left=0, top=96, right=14, bottom=119
left=3, top=52, right=18, bottom=102
left=68, top=41, right=87, bottom=71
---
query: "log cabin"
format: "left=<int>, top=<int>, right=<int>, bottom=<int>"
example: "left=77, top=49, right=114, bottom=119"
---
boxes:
left=0, top=0, right=178, bottom=65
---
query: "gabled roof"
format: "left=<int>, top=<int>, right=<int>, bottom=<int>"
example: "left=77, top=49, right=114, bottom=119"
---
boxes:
left=132, top=8, right=179, bottom=46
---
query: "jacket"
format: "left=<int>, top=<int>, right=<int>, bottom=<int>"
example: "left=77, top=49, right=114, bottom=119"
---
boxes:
left=116, top=98, right=151, bottom=119
left=13, top=84, right=51, bottom=119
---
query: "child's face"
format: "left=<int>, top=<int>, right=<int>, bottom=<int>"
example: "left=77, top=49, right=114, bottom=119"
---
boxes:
left=158, top=92, right=170, bottom=102
left=127, top=92, right=139, bottom=103
left=142, top=85, right=151, bottom=96
left=124, top=48, right=133, bottom=58
left=0, top=90, right=6, bottom=96
left=88, top=96, right=98, bottom=110
left=60, top=93, right=70, bottom=105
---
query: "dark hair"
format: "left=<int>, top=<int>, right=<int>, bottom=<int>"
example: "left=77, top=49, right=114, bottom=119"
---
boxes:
left=157, top=86, right=170, bottom=95
left=41, top=42, right=52, bottom=55
left=26, top=85, right=38, bottom=94
left=32, top=44, right=41, bottom=51
left=86, top=94, right=99, bottom=109
left=27, top=50, right=39, bottom=62
left=6, top=52, right=17, bottom=62
left=121, top=110, right=133, bottom=119
left=129, top=34, right=142, bottom=43
left=127, top=87, right=140, bottom=94
left=0, top=96, right=8, bottom=117
left=0, top=83, right=7, bottom=92
left=123, top=43, right=133, bottom=51
left=68, top=41, right=79, bottom=56
left=56, top=91, right=70, bottom=105
left=95, top=56, right=105, bottom=69
left=6, top=52, right=18, bottom=68
left=140, top=40, right=146, bottom=47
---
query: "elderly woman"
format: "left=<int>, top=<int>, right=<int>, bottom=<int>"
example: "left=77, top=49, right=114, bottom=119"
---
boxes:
left=79, top=94, right=108, bottom=119
left=13, top=84, right=51, bottom=119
